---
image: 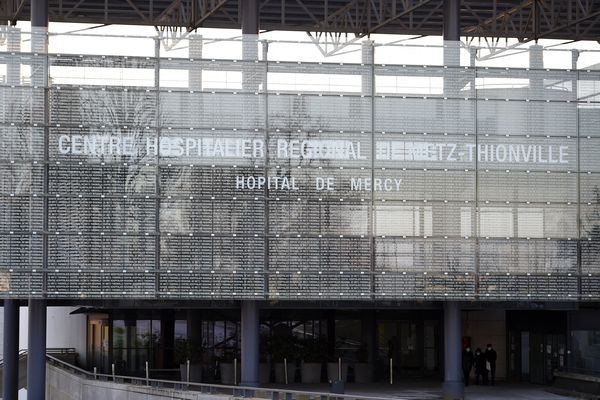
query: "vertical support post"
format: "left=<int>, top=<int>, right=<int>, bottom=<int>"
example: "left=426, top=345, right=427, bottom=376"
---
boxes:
left=262, top=39, right=270, bottom=299
left=573, top=49, right=581, bottom=300
left=528, top=43, right=544, bottom=290
left=31, top=0, right=49, bottom=29
left=241, top=0, right=259, bottom=36
left=3, top=300, right=20, bottom=400
left=188, top=34, right=203, bottom=142
left=443, top=0, right=460, bottom=40
left=186, top=359, right=190, bottom=384
left=240, top=0, right=264, bottom=304
left=234, top=357, right=238, bottom=385
left=362, top=40, right=376, bottom=301
left=240, top=2, right=260, bottom=389
left=241, top=0, right=259, bottom=76
left=6, top=27, right=21, bottom=85
left=186, top=309, right=202, bottom=374
left=154, top=37, right=161, bottom=299
left=241, top=0, right=260, bottom=132
left=443, top=0, right=461, bottom=66
left=470, top=45, right=480, bottom=295
left=160, top=311, right=175, bottom=368
left=441, top=0, right=462, bottom=278
left=529, top=44, right=544, bottom=94
left=361, top=309, right=376, bottom=381
left=240, top=301, right=259, bottom=387
left=188, top=35, right=203, bottom=90
left=327, top=310, right=336, bottom=360
left=443, top=302, right=464, bottom=400
left=27, top=299, right=47, bottom=400
left=28, top=0, right=48, bottom=398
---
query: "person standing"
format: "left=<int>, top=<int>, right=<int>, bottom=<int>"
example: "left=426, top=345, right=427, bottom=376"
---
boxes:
left=474, top=348, right=488, bottom=385
left=462, top=346, right=474, bottom=386
left=485, top=343, right=497, bottom=385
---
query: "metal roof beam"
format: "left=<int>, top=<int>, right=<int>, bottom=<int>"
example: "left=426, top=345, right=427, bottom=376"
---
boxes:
left=464, top=0, right=600, bottom=40
left=308, top=0, right=435, bottom=57
left=154, top=0, right=230, bottom=50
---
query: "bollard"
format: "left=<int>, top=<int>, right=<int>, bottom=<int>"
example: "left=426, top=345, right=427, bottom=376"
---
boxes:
left=389, top=358, right=393, bottom=385
left=112, top=363, right=116, bottom=382
left=338, top=357, right=342, bottom=381
left=284, top=357, right=288, bottom=384
left=186, top=359, right=190, bottom=384
left=145, top=361, right=149, bottom=386
left=93, top=366, right=97, bottom=380
left=234, top=358, right=238, bottom=385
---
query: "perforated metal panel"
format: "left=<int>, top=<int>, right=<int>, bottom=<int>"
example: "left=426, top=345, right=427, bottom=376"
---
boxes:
left=0, top=34, right=597, bottom=301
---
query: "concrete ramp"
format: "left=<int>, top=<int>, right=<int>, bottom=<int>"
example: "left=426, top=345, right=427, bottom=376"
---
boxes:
left=47, top=364, right=230, bottom=400
left=46, top=360, right=438, bottom=400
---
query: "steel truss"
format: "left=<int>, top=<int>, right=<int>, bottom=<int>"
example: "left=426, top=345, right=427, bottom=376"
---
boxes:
left=307, top=0, right=435, bottom=56
left=2, top=0, right=600, bottom=59
left=1, top=0, right=600, bottom=42
left=155, top=0, right=229, bottom=50
left=463, top=0, right=600, bottom=60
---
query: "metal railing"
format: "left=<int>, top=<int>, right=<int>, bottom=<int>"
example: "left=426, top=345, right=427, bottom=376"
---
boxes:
left=45, top=355, right=437, bottom=400
left=0, top=348, right=77, bottom=365
left=0, top=349, right=28, bottom=365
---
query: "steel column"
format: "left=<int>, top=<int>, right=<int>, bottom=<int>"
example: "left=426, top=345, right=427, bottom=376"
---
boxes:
left=3, top=300, right=20, bottom=400
left=27, top=300, right=47, bottom=400
left=443, top=0, right=461, bottom=67
left=241, top=0, right=259, bottom=35
left=361, top=310, right=376, bottom=381
left=28, top=0, right=48, bottom=398
left=443, top=302, right=464, bottom=400
left=363, top=39, right=376, bottom=302
left=240, top=301, right=259, bottom=387
left=443, top=0, right=460, bottom=41
left=31, top=0, right=48, bottom=28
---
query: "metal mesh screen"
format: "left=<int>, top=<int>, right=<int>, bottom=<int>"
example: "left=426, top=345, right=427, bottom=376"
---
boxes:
left=0, top=33, right=597, bottom=301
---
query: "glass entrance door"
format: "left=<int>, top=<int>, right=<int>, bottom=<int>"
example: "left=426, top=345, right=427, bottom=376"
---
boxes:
left=376, top=318, right=439, bottom=381
left=525, top=332, right=566, bottom=385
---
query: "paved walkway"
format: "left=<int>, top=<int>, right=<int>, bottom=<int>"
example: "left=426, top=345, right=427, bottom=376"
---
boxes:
left=461, top=385, right=577, bottom=400
left=266, top=382, right=578, bottom=400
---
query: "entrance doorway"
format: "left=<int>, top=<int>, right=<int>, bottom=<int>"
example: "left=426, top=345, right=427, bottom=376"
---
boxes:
left=507, top=311, right=567, bottom=385
left=87, top=314, right=110, bottom=372
left=529, top=333, right=566, bottom=384
left=377, top=317, right=440, bottom=381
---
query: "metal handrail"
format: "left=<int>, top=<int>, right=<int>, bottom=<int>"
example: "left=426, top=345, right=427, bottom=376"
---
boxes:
left=45, top=354, right=423, bottom=400
left=0, top=348, right=75, bottom=367
left=0, top=349, right=28, bottom=364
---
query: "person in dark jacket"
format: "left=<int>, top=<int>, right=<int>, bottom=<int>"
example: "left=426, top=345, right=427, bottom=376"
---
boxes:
left=462, top=347, right=474, bottom=386
left=485, top=343, right=497, bottom=385
left=474, top=347, right=488, bottom=385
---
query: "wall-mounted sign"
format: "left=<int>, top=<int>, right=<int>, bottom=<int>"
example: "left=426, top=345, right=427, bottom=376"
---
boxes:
left=57, top=134, right=569, bottom=165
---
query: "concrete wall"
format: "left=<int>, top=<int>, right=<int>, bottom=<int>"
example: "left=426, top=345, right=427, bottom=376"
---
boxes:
left=47, top=364, right=230, bottom=400
left=462, top=310, right=507, bottom=380
left=0, top=306, right=87, bottom=366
